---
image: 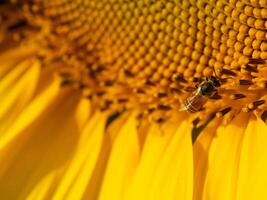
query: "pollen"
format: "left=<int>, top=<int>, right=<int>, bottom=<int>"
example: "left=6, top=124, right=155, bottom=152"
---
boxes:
left=1, top=0, right=267, bottom=127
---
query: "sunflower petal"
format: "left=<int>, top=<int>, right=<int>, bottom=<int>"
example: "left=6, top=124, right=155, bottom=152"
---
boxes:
left=99, top=113, right=140, bottom=200
left=0, top=89, right=85, bottom=199
left=52, top=111, right=105, bottom=199
left=0, top=47, right=35, bottom=78
left=0, top=76, right=60, bottom=151
left=236, top=116, right=267, bottom=199
left=80, top=112, right=131, bottom=200
left=0, top=59, right=41, bottom=133
left=194, top=113, right=249, bottom=200
left=193, top=118, right=220, bottom=200
left=106, top=112, right=131, bottom=143
left=26, top=172, right=57, bottom=200
left=74, top=98, right=91, bottom=130
left=125, top=114, right=186, bottom=200
left=146, top=120, right=193, bottom=200
left=63, top=114, right=107, bottom=200
left=0, top=59, right=31, bottom=93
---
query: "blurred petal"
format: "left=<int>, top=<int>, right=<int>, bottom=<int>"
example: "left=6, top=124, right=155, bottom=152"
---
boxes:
left=0, top=47, right=35, bottom=78
left=194, top=113, right=249, bottom=200
left=52, top=111, right=106, bottom=200
left=99, top=113, right=140, bottom=200
left=74, top=98, right=91, bottom=130
left=0, top=59, right=41, bottom=133
left=236, top=116, right=267, bottom=199
left=0, top=88, right=86, bottom=199
left=0, top=76, right=60, bottom=151
left=193, top=119, right=220, bottom=200
left=146, top=120, right=193, bottom=200
left=26, top=172, right=57, bottom=200
left=0, top=59, right=31, bottom=93
left=106, top=112, right=131, bottom=143
left=126, top=114, right=192, bottom=200
left=81, top=112, right=132, bottom=200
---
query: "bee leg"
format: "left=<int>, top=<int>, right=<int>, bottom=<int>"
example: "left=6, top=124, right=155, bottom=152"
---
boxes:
left=198, top=107, right=205, bottom=112
left=195, top=80, right=202, bottom=88
left=195, top=78, right=204, bottom=88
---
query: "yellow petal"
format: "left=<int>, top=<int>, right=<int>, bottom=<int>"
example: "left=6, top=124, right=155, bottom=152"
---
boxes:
left=63, top=114, right=107, bottom=200
left=236, top=116, right=267, bottom=200
left=0, top=59, right=31, bottom=94
left=0, top=88, right=85, bottom=199
left=106, top=112, right=131, bottom=143
left=0, top=59, right=41, bottom=133
left=0, top=47, right=35, bottom=78
left=0, top=76, right=60, bottom=151
left=194, top=113, right=249, bottom=200
left=125, top=114, right=186, bottom=200
left=146, top=120, right=193, bottom=200
left=81, top=112, right=131, bottom=200
left=32, top=63, right=60, bottom=99
left=74, top=98, right=91, bottom=130
left=26, top=172, right=57, bottom=200
left=193, top=118, right=220, bottom=200
left=52, top=111, right=105, bottom=200
left=99, top=113, right=140, bottom=200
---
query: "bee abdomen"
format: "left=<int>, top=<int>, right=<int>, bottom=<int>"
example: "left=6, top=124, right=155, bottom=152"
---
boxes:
left=183, top=98, right=202, bottom=113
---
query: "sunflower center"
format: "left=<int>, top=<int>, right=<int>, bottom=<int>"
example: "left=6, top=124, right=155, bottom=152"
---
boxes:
left=1, top=0, right=267, bottom=126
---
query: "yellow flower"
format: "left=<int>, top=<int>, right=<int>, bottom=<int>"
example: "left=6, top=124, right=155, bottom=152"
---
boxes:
left=0, top=0, right=267, bottom=199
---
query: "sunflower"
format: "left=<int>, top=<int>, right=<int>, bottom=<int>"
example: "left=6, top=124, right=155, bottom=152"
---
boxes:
left=0, top=0, right=267, bottom=199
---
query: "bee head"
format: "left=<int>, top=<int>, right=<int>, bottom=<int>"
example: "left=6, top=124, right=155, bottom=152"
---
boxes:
left=207, top=76, right=220, bottom=87
left=200, top=76, right=221, bottom=97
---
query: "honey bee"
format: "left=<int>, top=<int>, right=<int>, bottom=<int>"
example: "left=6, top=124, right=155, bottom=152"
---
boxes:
left=181, top=76, right=221, bottom=113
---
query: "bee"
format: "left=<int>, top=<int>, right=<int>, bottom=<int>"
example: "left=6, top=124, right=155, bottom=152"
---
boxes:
left=181, top=76, right=221, bottom=113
